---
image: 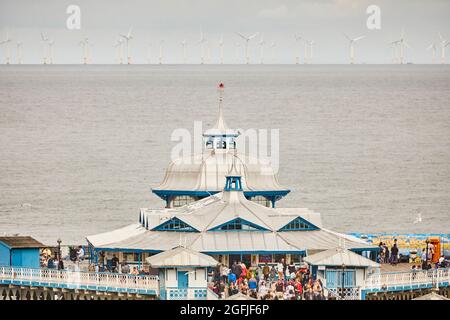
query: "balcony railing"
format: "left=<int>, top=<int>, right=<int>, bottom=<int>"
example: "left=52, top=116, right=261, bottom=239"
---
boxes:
left=364, top=268, right=450, bottom=292
left=165, top=287, right=208, bottom=300
left=0, top=266, right=159, bottom=295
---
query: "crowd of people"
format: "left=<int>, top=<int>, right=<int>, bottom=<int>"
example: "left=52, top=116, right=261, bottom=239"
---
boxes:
left=40, top=245, right=85, bottom=270
left=89, top=252, right=151, bottom=275
left=210, top=259, right=328, bottom=300
left=378, top=241, right=399, bottom=265
left=379, top=239, right=449, bottom=270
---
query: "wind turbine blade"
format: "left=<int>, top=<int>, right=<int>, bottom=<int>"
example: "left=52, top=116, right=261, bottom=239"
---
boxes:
left=353, top=35, right=366, bottom=42
left=248, top=33, right=259, bottom=40
left=236, top=32, right=247, bottom=40
left=343, top=33, right=351, bottom=41
left=127, top=27, right=133, bottom=38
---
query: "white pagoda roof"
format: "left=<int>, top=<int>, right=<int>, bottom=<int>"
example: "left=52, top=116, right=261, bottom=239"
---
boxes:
left=303, top=247, right=380, bottom=268
left=87, top=184, right=375, bottom=254
left=153, top=82, right=288, bottom=195
left=153, top=150, right=288, bottom=193
left=146, top=246, right=218, bottom=268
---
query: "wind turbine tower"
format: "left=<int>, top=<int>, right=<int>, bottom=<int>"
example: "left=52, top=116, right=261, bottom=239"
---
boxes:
left=438, top=33, right=449, bottom=64
left=306, top=40, right=314, bottom=64
left=159, top=40, right=164, bottom=65
left=391, top=29, right=411, bottom=64
left=294, top=35, right=302, bottom=64
left=236, top=32, right=259, bottom=64
left=181, top=39, right=187, bottom=64
left=120, top=27, right=133, bottom=64
left=79, top=38, right=89, bottom=64
left=258, top=34, right=265, bottom=64
left=147, top=43, right=152, bottom=64
left=219, top=35, right=224, bottom=64
left=114, top=38, right=124, bottom=64
left=427, top=42, right=437, bottom=64
left=344, top=33, right=366, bottom=64
left=270, top=42, right=276, bottom=64
left=234, top=42, right=240, bottom=64
left=197, top=28, right=207, bottom=64
left=48, top=39, right=55, bottom=64
left=16, top=41, right=23, bottom=64
left=0, top=31, right=12, bottom=64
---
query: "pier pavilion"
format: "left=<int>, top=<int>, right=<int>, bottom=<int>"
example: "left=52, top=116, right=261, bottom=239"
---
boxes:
left=152, top=83, right=290, bottom=208
left=87, top=169, right=376, bottom=269
left=86, top=83, right=377, bottom=270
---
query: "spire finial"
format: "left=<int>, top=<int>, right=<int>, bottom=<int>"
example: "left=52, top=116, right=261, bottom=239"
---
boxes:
left=214, top=83, right=227, bottom=131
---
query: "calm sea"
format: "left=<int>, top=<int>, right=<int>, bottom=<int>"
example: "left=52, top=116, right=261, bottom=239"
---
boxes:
left=0, top=64, right=449, bottom=245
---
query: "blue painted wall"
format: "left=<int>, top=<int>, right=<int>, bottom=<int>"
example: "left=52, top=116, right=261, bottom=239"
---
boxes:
left=0, top=242, right=40, bottom=268
left=11, top=248, right=40, bottom=268
left=0, top=242, right=11, bottom=266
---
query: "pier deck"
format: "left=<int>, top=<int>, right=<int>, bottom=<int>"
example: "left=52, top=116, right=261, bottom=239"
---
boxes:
left=0, top=266, right=158, bottom=298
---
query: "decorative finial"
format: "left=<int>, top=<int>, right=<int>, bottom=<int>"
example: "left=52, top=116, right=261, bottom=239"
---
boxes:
left=214, top=83, right=227, bottom=131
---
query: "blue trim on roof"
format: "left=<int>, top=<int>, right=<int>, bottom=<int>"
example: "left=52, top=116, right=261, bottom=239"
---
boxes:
left=278, top=216, right=320, bottom=232
left=152, top=189, right=290, bottom=199
left=203, top=250, right=307, bottom=255
left=224, top=176, right=243, bottom=191
left=0, top=241, right=12, bottom=249
left=208, top=217, right=269, bottom=232
left=152, top=217, right=199, bottom=232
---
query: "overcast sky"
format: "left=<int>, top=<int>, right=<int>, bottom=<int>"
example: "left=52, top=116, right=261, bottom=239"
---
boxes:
left=0, top=0, right=449, bottom=64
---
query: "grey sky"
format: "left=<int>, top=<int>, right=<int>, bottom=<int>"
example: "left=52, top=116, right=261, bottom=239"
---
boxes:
left=0, top=0, right=449, bottom=64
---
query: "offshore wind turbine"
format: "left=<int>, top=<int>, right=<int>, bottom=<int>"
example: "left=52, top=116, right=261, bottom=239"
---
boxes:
left=181, top=39, right=187, bottom=64
left=114, top=38, right=124, bottom=64
left=48, top=39, right=55, bottom=64
left=0, top=31, right=12, bottom=64
left=427, top=41, right=437, bottom=64
left=206, top=42, right=211, bottom=64
left=236, top=32, right=259, bottom=64
left=270, top=42, right=276, bottom=64
left=438, top=33, right=450, bottom=64
left=218, top=34, right=224, bottom=64
left=16, top=41, right=23, bottom=64
left=294, top=34, right=302, bottom=64
left=234, top=42, right=241, bottom=63
left=389, top=41, right=398, bottom=64
left=306, top=39, right=314, bottom=64
left=147, top=43, right=152, bottom=64
left=258, top=34, right=265, bottom=64
left=391, top=29, right=411, bottom=64
left=120, top=27, right=133, bottom=64
left=79, top=37, right=90, bottom=64
left=159, top=40, right=164, bottom=64
left=344, top=33, right=366, bottom=64
left=197, top=27, right=207, bottom=64
left=41, top=32, right=49, bottom=64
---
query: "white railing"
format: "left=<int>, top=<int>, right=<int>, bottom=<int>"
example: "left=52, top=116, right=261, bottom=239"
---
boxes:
left=323, top=286, right=360, bottom=300
left=364, top=268, right=450, bottom=291
left=0, top=266, right=159, bottom=295
left=165, top=287, right=208, bottom=300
